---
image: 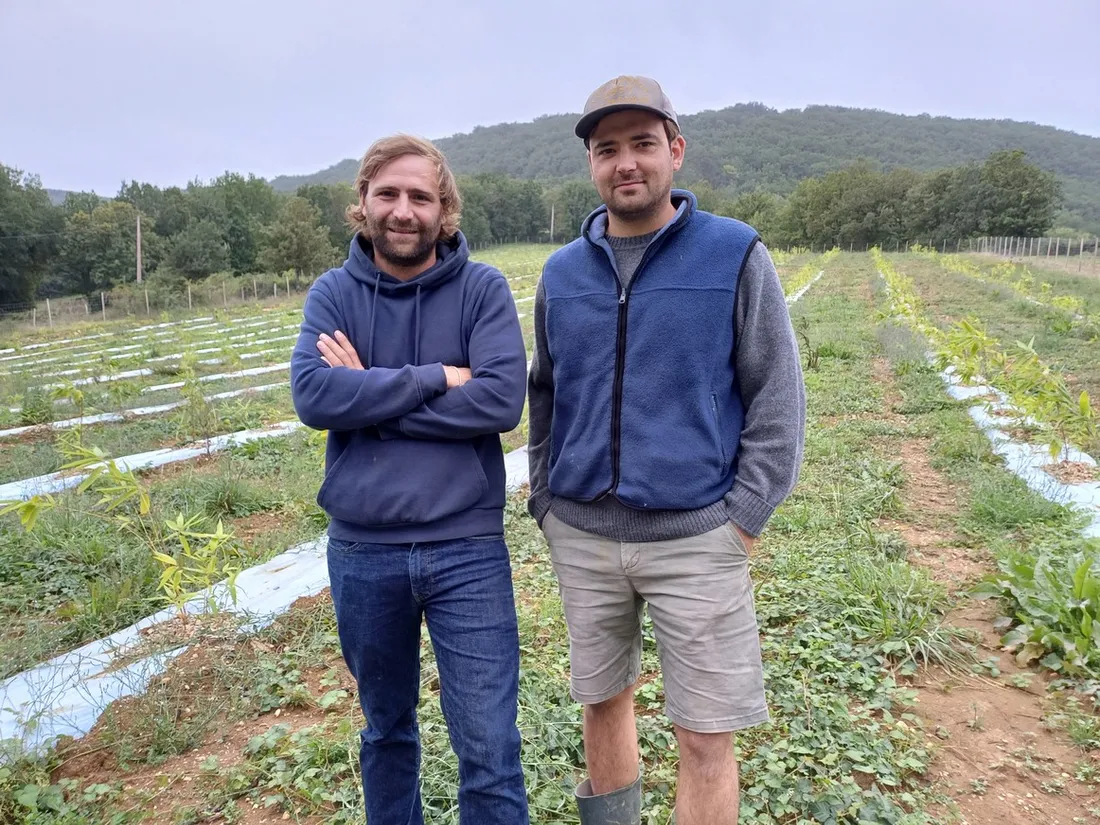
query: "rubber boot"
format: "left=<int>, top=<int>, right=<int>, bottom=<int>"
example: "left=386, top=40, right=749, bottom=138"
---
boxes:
left=575, top=774, right=642, bottom=825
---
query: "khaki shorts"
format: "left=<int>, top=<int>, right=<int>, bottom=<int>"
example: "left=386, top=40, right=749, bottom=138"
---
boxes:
left=543, top=512, right=768, bottom=733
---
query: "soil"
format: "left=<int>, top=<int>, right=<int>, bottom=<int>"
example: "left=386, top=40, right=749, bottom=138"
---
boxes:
left=1041, top=460, right=1100, bottom=485
left=229, top=510, right=298, bottom=545
left=870, top=341, right=1099, bottom=824
left=139, top=451, right=224, bottom=485
left=914, top=600, right=1100, bottom=825
left=52, top=593, right=352, bottom=823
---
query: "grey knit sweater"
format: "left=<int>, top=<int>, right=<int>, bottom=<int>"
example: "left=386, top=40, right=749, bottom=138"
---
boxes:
left=526, top=233, right=805, bottom=541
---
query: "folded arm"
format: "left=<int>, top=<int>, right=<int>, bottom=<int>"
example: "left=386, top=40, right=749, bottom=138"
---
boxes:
left=290, top=279, right=448, bottom=431
left=378, top=274, right=528, bottom=440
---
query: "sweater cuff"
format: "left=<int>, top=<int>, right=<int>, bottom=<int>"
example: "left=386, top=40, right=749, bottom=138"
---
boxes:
left=528, top=491, right=553, bottom=528
left=415, top=363, right=448, bottom=401
left=725, top=483, right=774, bottom=537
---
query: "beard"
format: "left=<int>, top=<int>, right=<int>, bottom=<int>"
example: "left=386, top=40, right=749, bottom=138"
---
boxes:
left=365, top=210, right=440, bottom=269
left=602, top=176, right=670, bottom=224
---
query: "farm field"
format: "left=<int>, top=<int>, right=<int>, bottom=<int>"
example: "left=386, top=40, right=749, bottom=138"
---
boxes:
left=1, top=247, right=1098, bottom=824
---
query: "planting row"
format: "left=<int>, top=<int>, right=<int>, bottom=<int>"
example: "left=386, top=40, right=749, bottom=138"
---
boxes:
left=878, top=250, right=1100, bottom=464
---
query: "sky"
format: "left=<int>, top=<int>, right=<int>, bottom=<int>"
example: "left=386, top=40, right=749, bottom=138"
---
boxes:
left=3, top=0, right=1098, bottom=195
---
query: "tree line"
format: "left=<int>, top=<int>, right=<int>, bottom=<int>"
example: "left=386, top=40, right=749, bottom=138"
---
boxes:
left=0, top=149, right=1061, bottom=306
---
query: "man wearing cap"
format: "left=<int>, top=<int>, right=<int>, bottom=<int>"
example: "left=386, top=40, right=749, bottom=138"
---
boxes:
left=527, top=76, right=805, bottom=824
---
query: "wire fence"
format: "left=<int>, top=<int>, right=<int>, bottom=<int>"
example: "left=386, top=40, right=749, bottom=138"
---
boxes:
left=0, top=272, right=311, bottom=338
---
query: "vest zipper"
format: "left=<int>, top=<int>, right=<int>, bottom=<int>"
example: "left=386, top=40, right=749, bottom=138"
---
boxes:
left=605, top=238, right=662, bottom=497
left=608, top=287, right=628, bottom=492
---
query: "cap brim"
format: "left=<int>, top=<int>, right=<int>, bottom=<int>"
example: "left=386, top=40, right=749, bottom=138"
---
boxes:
left=575, top=104, right=672, bottom=140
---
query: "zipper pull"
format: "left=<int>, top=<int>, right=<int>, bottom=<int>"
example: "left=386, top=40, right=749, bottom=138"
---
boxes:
left=619, top=292, right=626, bottom=305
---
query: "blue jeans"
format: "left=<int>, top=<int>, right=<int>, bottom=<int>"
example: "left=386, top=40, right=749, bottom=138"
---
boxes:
left=326, top=535, right=529, bottom=825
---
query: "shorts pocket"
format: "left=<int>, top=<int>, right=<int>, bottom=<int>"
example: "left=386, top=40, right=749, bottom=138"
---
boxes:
left=723, top=521, right=749, bottom=557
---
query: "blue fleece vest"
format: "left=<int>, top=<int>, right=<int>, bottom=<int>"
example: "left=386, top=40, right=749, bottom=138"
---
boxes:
left=542, top=191, right=758, bottom=510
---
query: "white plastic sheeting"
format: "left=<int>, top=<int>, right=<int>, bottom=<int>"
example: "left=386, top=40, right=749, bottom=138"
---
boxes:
left=0, top=420, right=304, bottom=502
left=0, top=382, right=290, bottom=441
left=42, top=367, right=153, bottom=391
left=877, top=272, right=1100, bottom=536
left=16, top=329, right=297, bottom=382
left=5, top=364, right=291, bottom=416
left=0, top=314, right=296, bottom=375
left=138, top=362, right=290, bottom=395
left=940, top=367, right=1100, bottom=537
left=0, top=316, right=218, bottom=365
left=15, top=328, right=295, bottom=378
left=786, top=271, right=825, bottom=306
left=0, top=447, right=530, bottom=756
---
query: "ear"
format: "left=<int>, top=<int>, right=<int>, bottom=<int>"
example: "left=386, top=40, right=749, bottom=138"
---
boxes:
left=359, top=190, right=369, bottom=212
left=670, top=135, right=686, bottom=172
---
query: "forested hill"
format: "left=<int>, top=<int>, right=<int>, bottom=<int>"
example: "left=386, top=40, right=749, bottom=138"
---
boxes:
left=269, top=104, right=1100, bottom=229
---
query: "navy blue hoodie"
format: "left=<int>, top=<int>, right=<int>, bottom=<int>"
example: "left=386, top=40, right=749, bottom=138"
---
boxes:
left=290, top=232, right=527, bottom=543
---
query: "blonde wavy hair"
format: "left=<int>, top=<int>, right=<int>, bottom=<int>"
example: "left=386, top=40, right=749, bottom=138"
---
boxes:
left=345, top=134, right=463, bottom=241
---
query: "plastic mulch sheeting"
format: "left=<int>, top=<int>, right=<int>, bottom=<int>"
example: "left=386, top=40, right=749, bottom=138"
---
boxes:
left=0, top=446, right=530, bottom=756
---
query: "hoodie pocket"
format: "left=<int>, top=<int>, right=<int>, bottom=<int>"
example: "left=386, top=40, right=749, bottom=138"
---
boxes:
left=317, top=432, right=489, bottom=527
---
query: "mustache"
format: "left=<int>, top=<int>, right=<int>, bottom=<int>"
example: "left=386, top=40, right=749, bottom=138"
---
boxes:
left=387, top=221, right=422, bottom=232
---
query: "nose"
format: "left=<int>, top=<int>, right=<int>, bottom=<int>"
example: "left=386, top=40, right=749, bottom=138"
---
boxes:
left=615, top=149, right=638, bottom=175
left=392, top=194, right=414, bottom=221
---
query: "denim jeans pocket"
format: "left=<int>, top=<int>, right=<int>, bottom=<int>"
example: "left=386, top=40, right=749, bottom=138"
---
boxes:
left=326, top=537, right=370, bottom=554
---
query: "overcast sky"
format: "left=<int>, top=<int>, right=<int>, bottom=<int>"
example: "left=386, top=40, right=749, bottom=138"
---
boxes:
left=3, top=0, right=1098, bottom=194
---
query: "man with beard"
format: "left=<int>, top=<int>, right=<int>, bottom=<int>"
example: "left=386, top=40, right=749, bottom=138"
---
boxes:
left=527, top=77, right=805, bottom=824
left=290, top=133, right=529, bottom=825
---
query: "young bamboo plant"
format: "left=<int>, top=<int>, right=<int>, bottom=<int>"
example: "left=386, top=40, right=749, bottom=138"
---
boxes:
left=0, top=424, right=243, bottom=621
left=873, top=247, right=1099, bottom=461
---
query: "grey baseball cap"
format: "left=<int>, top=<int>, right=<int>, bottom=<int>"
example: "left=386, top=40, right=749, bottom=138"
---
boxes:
left=575, top=75, right=679, bottom=141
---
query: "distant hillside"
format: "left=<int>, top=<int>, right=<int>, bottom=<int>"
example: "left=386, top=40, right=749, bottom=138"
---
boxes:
left=270, top=104, right=1100, bottom=231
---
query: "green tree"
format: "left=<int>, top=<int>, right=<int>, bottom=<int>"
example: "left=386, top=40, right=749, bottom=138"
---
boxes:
left=978, top=150, right=1061, bottom=237
left=56, top=201, right=143, bottom=297
left=461, top=174, right=546, bottom=243
left=117, top=181, right=191, bottom=238
left=259, top=197, right=335, bottom=279
left=219, top=173, right=280, bottom=273
left=184, top=173, right=280, bottom=273
left=720, top=190, right=785, bottom=245
left=543, top=180, right=603, bottom=242
left=168, top=218, right=229, bottom=279
left=780, top=161, right=920, bottom=248
left=61, top=191, right=105, bottom=217
left=296, top=182, right=355, bottom=251
left=0, top=165, right=62, bottom=303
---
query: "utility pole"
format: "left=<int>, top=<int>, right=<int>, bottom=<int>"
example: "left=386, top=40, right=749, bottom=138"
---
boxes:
left=549, top=203, right=555, bottom=244
left=136, top=214, right=143, bottom=283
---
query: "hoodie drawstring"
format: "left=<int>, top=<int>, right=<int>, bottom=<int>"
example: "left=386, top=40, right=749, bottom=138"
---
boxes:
left=413, top=285, right=422, bottom=366
left=367, top=275, right=381, bottom=368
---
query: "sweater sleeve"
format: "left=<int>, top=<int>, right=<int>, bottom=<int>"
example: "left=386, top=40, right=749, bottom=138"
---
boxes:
left=290, top=277, right=449, bottom=431
left=526, top=278, right=554, bottom=526
left=724, top=242, right=806, bottom=536
left=376, top=274, right=527, bottom=439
